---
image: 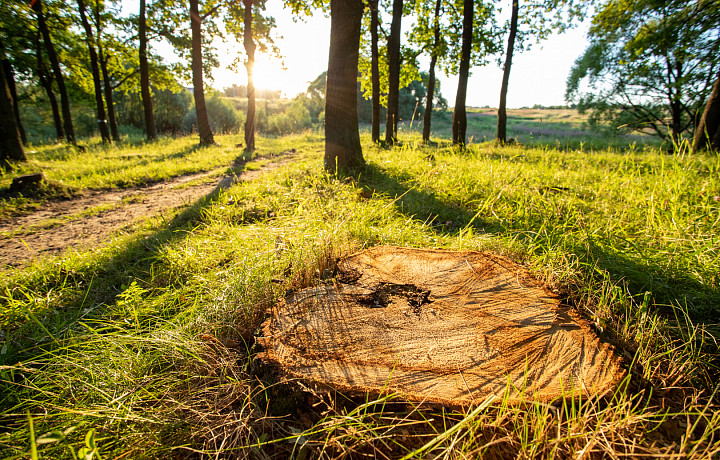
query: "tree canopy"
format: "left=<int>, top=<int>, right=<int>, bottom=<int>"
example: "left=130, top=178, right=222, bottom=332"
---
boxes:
left=566, top=0, right=720, bottom=142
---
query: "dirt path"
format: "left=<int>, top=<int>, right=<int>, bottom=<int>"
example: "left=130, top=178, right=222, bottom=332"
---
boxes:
left=0, top=152, right=296, bottom=269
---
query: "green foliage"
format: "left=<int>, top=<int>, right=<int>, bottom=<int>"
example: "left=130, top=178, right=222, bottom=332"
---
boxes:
left=116, top=89, right=192, bottom=135
left=224, top=0, right=280, bottom=69
left=183, top=92, right=245, bottom=134
left=566, top=0, right=720, bottom=143
left=263, top=97, right=313, bottom=134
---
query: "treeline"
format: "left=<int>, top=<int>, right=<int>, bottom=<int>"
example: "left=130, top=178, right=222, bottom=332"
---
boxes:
left=2, top=0, right=719, bottom=169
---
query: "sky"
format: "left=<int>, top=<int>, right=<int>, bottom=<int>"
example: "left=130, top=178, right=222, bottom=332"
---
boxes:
left=140, top=0, right=591, bottom=109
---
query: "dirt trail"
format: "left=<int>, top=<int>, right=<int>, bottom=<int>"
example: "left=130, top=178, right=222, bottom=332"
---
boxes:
left=0, top=153, right=295, bottom=269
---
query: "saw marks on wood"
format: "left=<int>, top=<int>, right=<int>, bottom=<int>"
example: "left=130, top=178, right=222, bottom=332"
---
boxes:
left=259, top=246, right=625, bottom=405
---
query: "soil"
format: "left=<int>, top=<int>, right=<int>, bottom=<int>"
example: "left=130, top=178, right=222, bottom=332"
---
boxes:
left=258, top=246, right=626, bottom=406
left=0, top=151, right=296, bottom=269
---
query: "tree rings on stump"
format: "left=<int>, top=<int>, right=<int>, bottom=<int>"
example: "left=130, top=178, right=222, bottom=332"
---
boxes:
left=258, top=246, right=625, bottom=405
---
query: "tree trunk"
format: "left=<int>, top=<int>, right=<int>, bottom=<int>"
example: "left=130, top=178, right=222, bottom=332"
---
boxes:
left=190, top=0, right=215, bottom=146
left=2, top=59, right=27, bottom=145
left=384, top=0, right=402, bottom=145
left=452, top=0, right=473, bottom=146
left=693, top=73, right=720, bottom=152
left=497, top=0, right=518, bottom=144
left=77, top=0, right=111, bottom=143
left=139, top=0, right=157, bottom=140
left=0, top=59, right=26, bottom=165
left=38, top=64, right=64, bottom=140
left=243, top=0, right=256, bottom=151
left=422, top=0, right=442, bottom=143
left=33, top=0, right=75, bottom=144
left=99, top=50, right=119, bottom=141
left=325, top=0, right=365, bottom=173
left=35, top=34, right=63, bottom=140
left=94, top=7, right=119, bottom=142
left=370, top=0, right=380, bottom=143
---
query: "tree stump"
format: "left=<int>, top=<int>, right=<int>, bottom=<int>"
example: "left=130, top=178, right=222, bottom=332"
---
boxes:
left=258, top=246, right=625, bottom=405
left=10, top=173, right=44, bottom=193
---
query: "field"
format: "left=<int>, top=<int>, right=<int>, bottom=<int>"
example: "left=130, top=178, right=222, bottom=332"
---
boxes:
left=0, top=110, right=718, bottom=458
left=391, top=107, right=664, bottom=151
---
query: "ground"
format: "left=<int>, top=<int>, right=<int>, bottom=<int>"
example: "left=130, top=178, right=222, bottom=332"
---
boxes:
left=0, top=151, right=295, bottom=268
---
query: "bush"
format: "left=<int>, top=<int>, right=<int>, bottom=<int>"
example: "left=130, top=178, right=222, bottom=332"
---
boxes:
left=182, top=92, right=244, bottom=134
left=116, top=89, right=192, bottom=135
left=264, top=98, right=312, bottom=134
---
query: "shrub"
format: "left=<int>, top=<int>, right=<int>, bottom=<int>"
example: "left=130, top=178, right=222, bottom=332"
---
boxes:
left=183, top=93, right=244, bottom=134
left=264, top=98, right=312, bottom=134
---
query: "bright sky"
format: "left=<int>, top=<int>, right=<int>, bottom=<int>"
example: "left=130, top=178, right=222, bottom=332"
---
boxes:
left=128, top=0, right=591, bottom=109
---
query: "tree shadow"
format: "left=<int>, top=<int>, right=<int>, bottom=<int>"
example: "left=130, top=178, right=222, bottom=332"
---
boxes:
left=358, top=162, right=720, bottom=324
left=0, top=176, right=235, bottom=367
left=1, top=145, right=304, bottom=366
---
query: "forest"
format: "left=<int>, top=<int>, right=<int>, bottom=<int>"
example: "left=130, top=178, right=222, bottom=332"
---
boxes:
left=1, top=0, right=719, bottom=458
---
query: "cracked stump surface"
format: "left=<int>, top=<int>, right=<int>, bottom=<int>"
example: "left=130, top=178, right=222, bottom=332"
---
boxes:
left=258, top=246, right=625, bottom=405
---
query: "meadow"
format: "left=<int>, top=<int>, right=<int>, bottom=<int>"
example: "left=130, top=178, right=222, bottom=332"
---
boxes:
left=0, top=110, right=718, bottom=458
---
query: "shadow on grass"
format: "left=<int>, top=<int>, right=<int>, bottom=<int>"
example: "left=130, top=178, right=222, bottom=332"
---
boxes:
left=0, top=176, right=237, bottom=368
left=359, top=161, right=720, bottom=323
left=0, top=147, right=289, bottom=367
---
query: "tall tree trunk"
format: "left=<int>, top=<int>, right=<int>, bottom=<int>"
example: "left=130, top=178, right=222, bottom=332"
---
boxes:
left=0, top=58, right=26, bottom=165
left=139, top=0, right=157, bottom=140
left=33, top=0, right=75, bottom=144
left=693, top=73, right=720, bottom=152
left=77, top=0, right=111, bottom=143
left=325, top=0, right=365, bottom=172
left=422, top=0, right=442, bottom=143
left=35, top=32, right=63, bottom=140
left=94, top=7, right=119, bottom=142
left=384, top=0, right=402, bottom=145
left=452, top=0, right=473, bottom=146
left=37, top=60, right=64, bottom=139
left=497, top=0, right=518, bottom=144
left=243, top=0, right=256, bottom=151
left=370, top=0, right=380, bottom=143
left=2, top=59, right=27, bottom=145
left=666, top=58, right=684, bottom=146
left=190, top=0, right=215, bottom=146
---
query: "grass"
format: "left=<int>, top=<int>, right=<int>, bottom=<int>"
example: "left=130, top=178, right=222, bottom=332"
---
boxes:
left=391, top=107, right=665, bottom=151
left=0, top=123, right=718, bottom=458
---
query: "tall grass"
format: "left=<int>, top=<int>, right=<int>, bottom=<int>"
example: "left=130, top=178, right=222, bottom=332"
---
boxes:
left=0, top=132, right=718, bottom=458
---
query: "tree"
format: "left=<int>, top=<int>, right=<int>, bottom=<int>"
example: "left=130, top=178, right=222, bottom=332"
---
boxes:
left=32, top=0, right=76, bottom=144
left=242, top=0, right=256, bottom=151
left=369, top=0, right=381, bottom=142
left=407, top=0, right=497, bottom=146
left=693, top=73, right=720, bottom=152
left=35, top=34, right=64, bottom=140
left=496, top=0, right=584, bottom=144
left=0, top=52, right=26, bottom=165
left=226, top=0, right=278, bottom=152
left=566, top=0, right=720, bottom=144
left=139, top=0, right=157, bottom=140
left=325, top=0, right=365, bottom=172
left=407, top=0, right=445, bottom=142
left=2, top=59, right=27, bottom=146
left=359, top=2, right=420, bottom=141
left=496, top=0, right=518, bottom=144
left=93, top=1, right=120, bottom=142
left=190, top=0, right=216, bottom=146
left=451, top=0, right=473, bottom=146
left=384, top=0, right=403, bottom=144
left=77, top=0, right=112, bottom=143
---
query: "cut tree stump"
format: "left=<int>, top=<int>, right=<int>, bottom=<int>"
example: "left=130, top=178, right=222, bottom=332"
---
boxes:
left=10, top=173, right=44, bottom=193
left=258, top=246, right=625, bottom=405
